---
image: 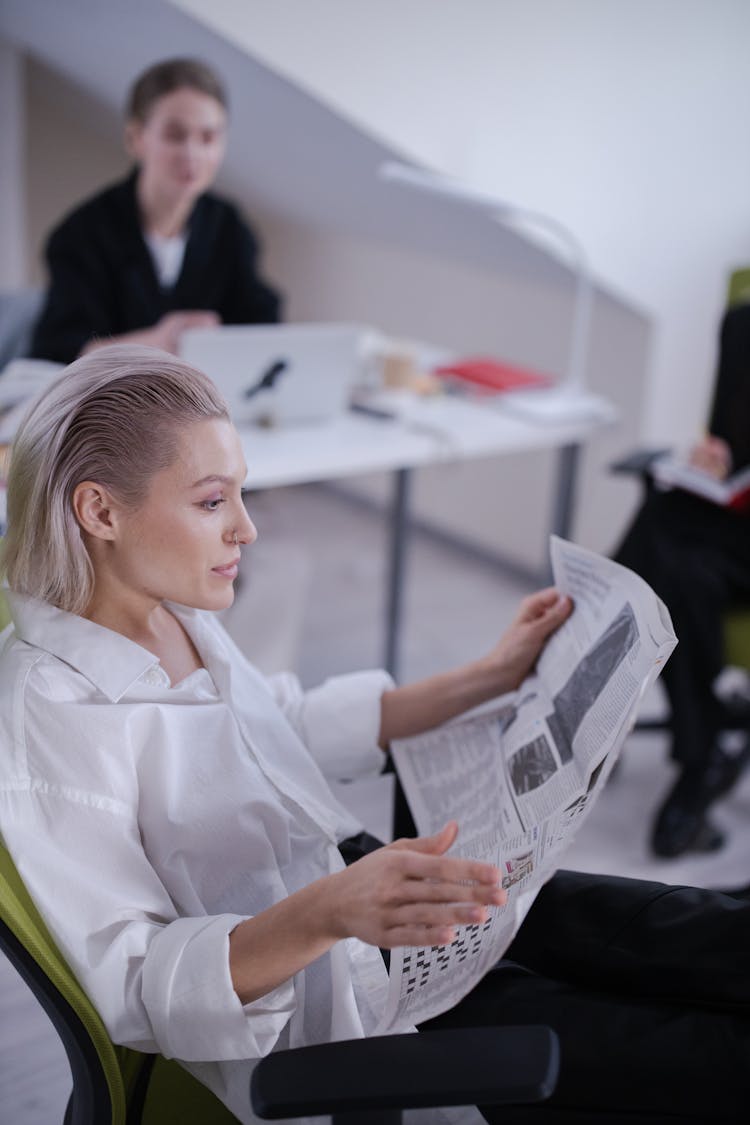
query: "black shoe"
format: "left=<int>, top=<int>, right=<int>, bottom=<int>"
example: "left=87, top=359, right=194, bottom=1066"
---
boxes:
left=702, top=735, right=750, bottom=800
left=651, top=797, right=725, bottom=858
left=651, top=740, right=748, bottom=858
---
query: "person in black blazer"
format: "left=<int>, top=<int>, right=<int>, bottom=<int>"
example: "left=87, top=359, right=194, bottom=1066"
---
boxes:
left=615, top=302, right=750, bottom=858
left=32, top=58, right=281, bottom=365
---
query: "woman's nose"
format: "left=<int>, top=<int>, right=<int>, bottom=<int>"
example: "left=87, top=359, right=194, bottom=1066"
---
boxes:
left=228, top=510, right=257, bottom=546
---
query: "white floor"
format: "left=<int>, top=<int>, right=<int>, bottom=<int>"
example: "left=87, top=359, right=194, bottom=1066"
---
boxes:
left=2, top=482, right=749, bottom=1123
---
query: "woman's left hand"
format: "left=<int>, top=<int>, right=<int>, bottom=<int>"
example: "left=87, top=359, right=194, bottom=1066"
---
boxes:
left=482, top=587, right=572, bottom=692
left=378, top=588, right=573, bottom=746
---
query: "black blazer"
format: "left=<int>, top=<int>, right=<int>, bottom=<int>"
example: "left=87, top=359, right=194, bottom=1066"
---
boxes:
left=31, top=170, right=282, bottom=364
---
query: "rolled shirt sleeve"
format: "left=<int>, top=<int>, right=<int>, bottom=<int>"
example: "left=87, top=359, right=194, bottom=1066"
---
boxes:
left=143, top=915, right=295, bottom=1060
left=268, top=669, right=394, bottom=781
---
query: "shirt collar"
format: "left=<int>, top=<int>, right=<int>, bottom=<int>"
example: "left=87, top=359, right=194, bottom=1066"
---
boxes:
left=8, top=592, right=163, bottom=703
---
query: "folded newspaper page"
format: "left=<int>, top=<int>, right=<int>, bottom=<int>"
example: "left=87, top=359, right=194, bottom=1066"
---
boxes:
left=376, top=535, right=677, bottom=1034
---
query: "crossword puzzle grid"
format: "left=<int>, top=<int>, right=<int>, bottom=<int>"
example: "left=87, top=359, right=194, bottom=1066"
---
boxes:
left=401, top=918, right=493, bottom=995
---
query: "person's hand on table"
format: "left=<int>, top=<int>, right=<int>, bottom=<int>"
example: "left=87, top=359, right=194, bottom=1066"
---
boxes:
left=80, top=310, right=221, bottom=358
left=146, top=309, right=221, bottom=354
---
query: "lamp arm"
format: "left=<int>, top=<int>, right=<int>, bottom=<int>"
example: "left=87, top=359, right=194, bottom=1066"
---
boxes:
left=379, top=160, right=611, bottom=422
left=495, top=205, right=592, bottom=394
left=380, top=162, right=593, bottom=392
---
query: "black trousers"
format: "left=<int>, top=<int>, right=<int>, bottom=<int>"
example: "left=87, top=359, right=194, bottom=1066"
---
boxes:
left=424, top=870, right=750, bottom=1123
left=339, top=837, right=750, bottom=1121
left=614, top=485, right=750, bottom=771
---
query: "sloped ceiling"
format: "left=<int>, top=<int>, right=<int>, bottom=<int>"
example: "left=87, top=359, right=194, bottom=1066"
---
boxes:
left=1, top=0, right=618, bottom=297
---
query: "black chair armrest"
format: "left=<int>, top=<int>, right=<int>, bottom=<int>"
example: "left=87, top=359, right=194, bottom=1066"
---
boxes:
left=250, top=1025, right=559, bottom=1119
left=609, top=447, right=672, bottom=478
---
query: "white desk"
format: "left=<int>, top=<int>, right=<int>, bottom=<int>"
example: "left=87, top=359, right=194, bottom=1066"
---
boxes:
left=237, top=391, right=602, bottom=678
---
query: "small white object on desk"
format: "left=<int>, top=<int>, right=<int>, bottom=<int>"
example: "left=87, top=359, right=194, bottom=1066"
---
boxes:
left=499, top=384, right=618, bottom=425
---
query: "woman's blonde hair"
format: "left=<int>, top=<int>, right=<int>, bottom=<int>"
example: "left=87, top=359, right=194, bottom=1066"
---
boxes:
left=2, top=344, right=228, bottom=615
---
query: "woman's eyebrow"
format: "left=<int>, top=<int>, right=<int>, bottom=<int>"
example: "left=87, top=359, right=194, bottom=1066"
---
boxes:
left=190, top=474, right=233, bottom=488
left=191, top=469, right=249, bottom=488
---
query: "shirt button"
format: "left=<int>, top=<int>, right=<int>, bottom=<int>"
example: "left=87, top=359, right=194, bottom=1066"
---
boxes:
left=142, top=665, right=169, bottom=687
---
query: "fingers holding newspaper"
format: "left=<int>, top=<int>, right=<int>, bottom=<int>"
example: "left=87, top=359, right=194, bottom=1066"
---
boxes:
left=378, top=588, right=573, bottom=746
left=482, top=587, right=573, bottom=693
left=328, top=821, right=506, bottom=949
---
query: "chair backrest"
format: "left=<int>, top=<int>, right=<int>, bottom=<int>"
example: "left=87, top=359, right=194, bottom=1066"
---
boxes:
left=0, top=839, right=242, bottom=1123
left=0, top=838, right=136, bottom=1123
left=727, top=267, right=750, bottom=309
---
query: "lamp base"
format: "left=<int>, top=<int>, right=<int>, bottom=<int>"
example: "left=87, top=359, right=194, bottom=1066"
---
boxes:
left=499, top=386, right=618, bottom=426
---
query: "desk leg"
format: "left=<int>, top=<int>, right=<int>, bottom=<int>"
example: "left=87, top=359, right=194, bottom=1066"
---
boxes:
left=547, top=443, right=580, bottom=579
left=385, top=468, right=411, bottom=680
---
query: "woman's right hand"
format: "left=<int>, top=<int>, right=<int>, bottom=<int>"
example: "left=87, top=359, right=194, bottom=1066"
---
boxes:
left=146, top=309, right=220, bottom=354
left=229, top=821, right=505, bottom=1003
left=324, top=821, right=506, bottom=949
left=79, top=310, right=220, bottom=358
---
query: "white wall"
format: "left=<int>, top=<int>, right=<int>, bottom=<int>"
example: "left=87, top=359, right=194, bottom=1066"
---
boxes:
left=0, top=39, right=27, bottom=287
left=173, top=0, right=750, bottom=447
left=24, top=57, right=129, bottom=283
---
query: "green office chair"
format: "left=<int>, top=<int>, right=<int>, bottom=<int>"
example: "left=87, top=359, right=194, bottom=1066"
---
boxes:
left=0, top=838, right=559, bottom=1125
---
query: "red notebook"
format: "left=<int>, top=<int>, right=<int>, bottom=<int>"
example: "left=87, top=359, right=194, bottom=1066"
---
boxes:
left=433, top=357, right=552, bottom=394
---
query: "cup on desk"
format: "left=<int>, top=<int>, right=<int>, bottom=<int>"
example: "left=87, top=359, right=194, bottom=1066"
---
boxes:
left=362, top=337, right=441, bottom=395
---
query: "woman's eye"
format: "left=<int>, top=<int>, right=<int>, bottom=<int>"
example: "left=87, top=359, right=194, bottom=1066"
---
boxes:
left=201, top=498, right=226, bottom=512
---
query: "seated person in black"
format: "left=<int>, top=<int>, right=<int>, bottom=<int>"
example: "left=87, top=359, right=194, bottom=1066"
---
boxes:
left=31, top=57, right=281, bottom=364
left=615, top=301, right=750, bottom=858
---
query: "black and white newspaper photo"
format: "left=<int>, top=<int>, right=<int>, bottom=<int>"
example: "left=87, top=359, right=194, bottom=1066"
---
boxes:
left=376, top=535, right=677, bottom=1034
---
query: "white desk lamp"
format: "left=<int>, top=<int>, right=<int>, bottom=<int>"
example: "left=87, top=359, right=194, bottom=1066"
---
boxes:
left=379, top=161, right=615, bottom=425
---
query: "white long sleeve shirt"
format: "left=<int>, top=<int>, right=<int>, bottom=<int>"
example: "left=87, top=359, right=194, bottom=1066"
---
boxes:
left=0, top=593, right=395, bottom=1123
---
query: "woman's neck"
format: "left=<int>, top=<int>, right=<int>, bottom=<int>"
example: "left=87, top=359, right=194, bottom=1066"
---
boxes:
left=136, top=171, right=194, bottom=239
left=85, top=596, right=204, bottom=685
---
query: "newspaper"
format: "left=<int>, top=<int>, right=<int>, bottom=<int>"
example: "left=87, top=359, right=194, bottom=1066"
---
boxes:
left=376, top=535, right=677, bottom=1034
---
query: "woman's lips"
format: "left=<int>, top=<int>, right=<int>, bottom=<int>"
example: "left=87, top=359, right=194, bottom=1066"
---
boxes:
left=212, top=557, right=240, bottom=579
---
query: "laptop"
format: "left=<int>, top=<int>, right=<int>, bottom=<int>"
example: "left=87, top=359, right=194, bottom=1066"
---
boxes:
left=180, top=323, right=369, bottom=427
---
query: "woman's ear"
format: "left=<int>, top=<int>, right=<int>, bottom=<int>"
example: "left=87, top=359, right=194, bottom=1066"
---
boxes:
left=72, top=481, right=120, bottom=542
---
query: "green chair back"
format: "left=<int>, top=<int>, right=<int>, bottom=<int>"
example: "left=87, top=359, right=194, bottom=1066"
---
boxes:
left=0, top=839, right=240, bottom=1122
left=0, top=839, right=133, bottom=1122
left=727, top=267, right=750, bottom=308
left=723, top=609, right=750, bottom=670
